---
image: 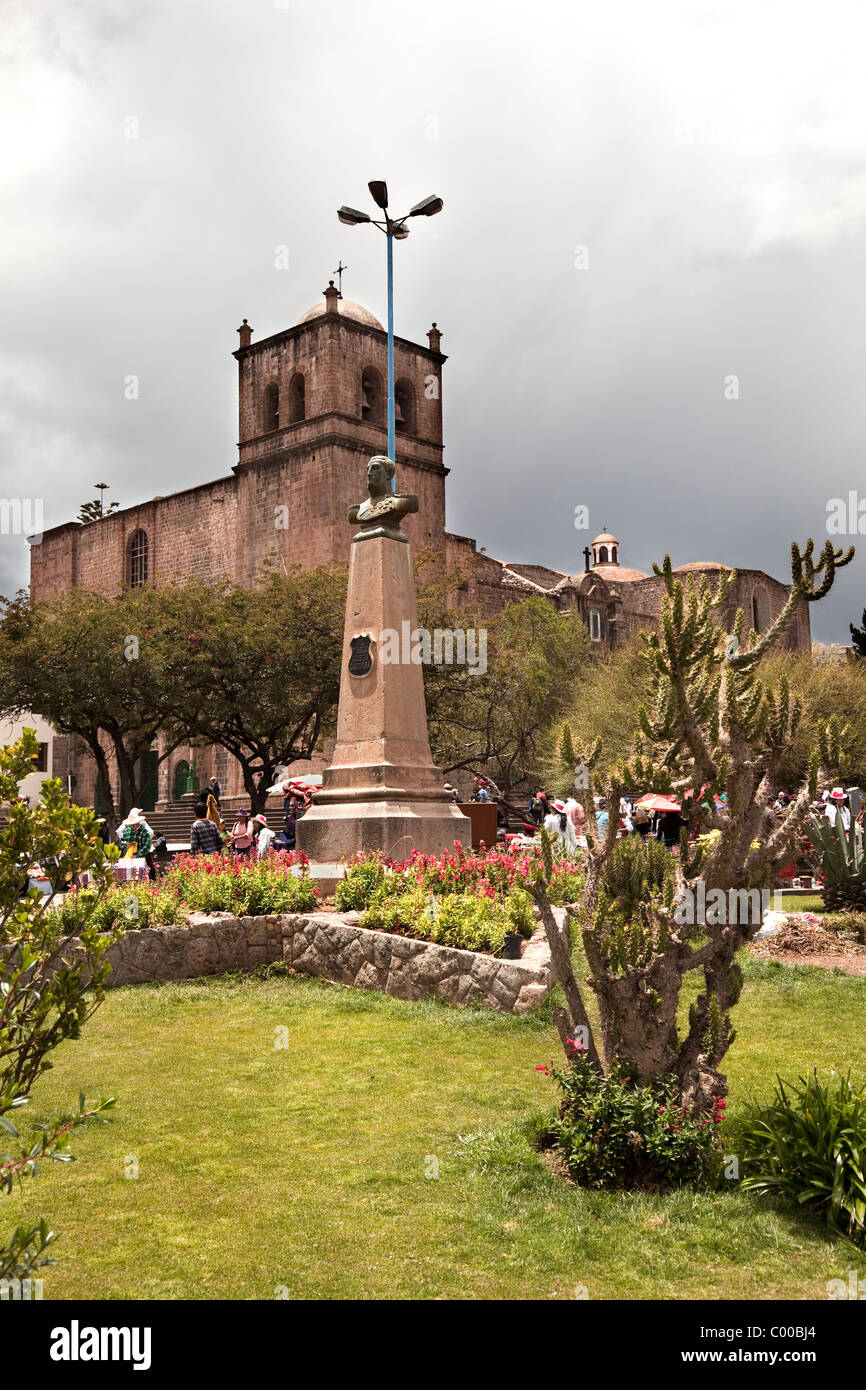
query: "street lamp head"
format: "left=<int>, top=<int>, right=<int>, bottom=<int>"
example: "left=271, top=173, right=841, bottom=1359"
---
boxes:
left=337, top=205, right=371, bottom=226
left=409, top=194, right=444, bottom=218
left=368, top=180, right=389, bottom=209
left=391, top=222, right=410, bottom=240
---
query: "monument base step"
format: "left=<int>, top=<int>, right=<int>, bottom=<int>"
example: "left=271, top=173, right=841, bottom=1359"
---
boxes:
left=297, top=800, right=471, bottom=866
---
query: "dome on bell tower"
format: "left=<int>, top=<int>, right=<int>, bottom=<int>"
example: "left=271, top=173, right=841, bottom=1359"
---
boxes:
left=297, top=281, right=384, bottom=330
left=589, top=529, right=648, bottom=581
left=592, top=530, right=619, bottom=567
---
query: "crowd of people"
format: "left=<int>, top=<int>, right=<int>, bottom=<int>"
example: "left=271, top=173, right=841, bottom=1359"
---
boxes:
left=90, top=769, right=865, bottom=879
left=184, top=777, right=314, bottom=859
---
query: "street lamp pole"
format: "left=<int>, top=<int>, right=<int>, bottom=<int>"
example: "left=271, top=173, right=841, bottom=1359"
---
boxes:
left=386, top=228, right=395, bottom=464
left=338, top=184, right=444, bottom=488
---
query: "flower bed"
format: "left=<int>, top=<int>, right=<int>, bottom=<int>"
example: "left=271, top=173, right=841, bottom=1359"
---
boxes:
left=163, top=849, right=318, bottom=916
left=333, top=843, right=582, bottom=955
left=56, top=851, right=319, bottom=934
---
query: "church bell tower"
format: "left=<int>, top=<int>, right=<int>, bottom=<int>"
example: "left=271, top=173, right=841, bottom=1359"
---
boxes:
left=232, top=282, right=448, bottom=580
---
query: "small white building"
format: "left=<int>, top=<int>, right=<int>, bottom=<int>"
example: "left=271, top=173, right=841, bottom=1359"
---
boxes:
left=0, top=714, right=56, bottom=805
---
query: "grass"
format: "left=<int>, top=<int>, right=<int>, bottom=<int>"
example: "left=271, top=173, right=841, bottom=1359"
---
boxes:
left=5, top=957, right=865, bottom=1301
left=780, top=892, right=827, bottom=913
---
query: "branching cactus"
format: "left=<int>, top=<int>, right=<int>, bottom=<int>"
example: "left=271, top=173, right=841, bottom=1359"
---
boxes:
left=532, top=538, right=854, bottom=1110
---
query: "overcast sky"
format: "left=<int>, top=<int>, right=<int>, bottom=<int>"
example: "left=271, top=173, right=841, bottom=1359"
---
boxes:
left=2, top=0, right=865, bottom=641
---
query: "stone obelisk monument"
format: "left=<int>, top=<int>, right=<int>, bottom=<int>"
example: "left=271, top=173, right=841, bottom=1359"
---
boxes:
left=297, top=455, right=470, bottom=870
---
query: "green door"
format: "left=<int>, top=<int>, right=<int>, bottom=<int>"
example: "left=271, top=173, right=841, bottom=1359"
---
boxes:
left=139, top=750, right=158, bottom=812
left=173, top=760, right=190, bottom=801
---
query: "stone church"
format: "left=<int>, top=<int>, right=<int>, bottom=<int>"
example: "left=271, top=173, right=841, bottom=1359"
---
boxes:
left=29, top=282, right=810, bottom=814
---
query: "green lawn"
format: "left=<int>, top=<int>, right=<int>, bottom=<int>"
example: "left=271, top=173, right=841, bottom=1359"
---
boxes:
left=780, top=892, right=826, bottom=913
left=5, top=958, right=865, bottom=1301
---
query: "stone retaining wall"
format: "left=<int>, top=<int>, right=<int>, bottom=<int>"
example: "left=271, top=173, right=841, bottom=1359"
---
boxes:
left=74, top=912, right=551, bottom=1013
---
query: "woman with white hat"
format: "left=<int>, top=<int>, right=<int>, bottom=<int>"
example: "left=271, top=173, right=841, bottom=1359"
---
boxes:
left=252, top=813, right=275, bottom=858
left=826, top=788, right=851, bottom=831
left=543, top=799, right=577, bottom=855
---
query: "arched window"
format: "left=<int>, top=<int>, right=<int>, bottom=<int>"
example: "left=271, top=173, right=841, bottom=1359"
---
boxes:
left=361, top=367, right=384, bottom=425
left=395, top=378, right=415, bottom=434
left=288, top=373, right=305, bottom=423
left=589, top=609, right=602, bottom=643
left=264, top=382, right=280, bottom=432
left=611, top=546, right=618, bottom=565
left=751, top=585, right=772, bottom=634
left=128, top=529, right=149, bottom=588
left=598, top=546, right=609, bottom=565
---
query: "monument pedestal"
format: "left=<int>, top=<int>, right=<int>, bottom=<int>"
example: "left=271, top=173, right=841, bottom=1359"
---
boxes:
left=297, top=521, right=470, bottom=869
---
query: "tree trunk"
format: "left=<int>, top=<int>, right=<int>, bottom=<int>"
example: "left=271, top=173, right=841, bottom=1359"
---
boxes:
left=240, top=762, right=270, bottom=817
left=530, top=885, right=602, bottom=1071
left=90, top=742, right=118, bottom=837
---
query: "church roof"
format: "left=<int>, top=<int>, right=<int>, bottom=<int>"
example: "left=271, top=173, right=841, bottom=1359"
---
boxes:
left=592, top=531, right=619, bottom=546
left=298, top=298, right=384, bottom=330
left=673, top=561, right=724, bottom=572
left=592, top=564, right=649, bottom=582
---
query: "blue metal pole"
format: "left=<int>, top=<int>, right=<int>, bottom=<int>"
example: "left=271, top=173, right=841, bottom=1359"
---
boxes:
left=386, top=229, right=395, bottom=485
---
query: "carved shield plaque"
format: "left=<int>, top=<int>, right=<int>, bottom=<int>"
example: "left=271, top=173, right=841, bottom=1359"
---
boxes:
left=348, top=634, right=374, bottom=678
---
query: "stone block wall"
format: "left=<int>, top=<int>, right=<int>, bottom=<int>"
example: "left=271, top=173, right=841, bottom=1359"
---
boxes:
left=71, top=911, right=550, bottom=1013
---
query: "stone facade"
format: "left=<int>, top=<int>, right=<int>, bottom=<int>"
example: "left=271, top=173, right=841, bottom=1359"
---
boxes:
left=30, top=284, right=447, bottom=603
left=27, top=284, right=810, bottom=811
left=63, top=911, right=551, bottom=1013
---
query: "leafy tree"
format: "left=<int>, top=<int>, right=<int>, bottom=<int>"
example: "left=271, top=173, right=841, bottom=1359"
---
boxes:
left=0, top=730, right=117, bottom=1283
left=0, top=588, right=184, bottom=834
left=756, top=649, right=866, bottom=789
left=849, top=608, right=866, bottom=659
left=531, top=539, right=854, bottom=1111
left=544, top=634, right=650, bottom=794
left=158, top=567, right=345, bottom=814
left=421, top=593, right=590, bottom=808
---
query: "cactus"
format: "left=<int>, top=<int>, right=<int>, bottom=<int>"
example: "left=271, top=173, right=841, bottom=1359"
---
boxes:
left=807, top=814, right=866, bottom=912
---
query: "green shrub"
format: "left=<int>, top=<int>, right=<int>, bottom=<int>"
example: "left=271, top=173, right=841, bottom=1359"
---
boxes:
left=427, top=893, right=511, bottom=954
left=54, top=884, right=185, bottom=934
left=547, top=862, right=583, bottom=905
left=359, top=883, right=428, bottom=934
left=334, top=854, right=391, bottom=911
left=506, top=886, right=536, bottom=939
left=360, top=886, right=512, bottom=954
left=538, top=1053, right=724, bottom=1191
left=733, top=1070, right=866, bottom=1246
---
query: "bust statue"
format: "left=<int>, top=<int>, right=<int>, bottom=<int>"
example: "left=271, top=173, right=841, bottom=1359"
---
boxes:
left=348, top=456, right=419, bottom=542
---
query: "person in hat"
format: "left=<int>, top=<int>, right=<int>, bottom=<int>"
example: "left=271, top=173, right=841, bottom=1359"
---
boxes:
left=119, top=810, right=155, bottom=878
left=443, top=782, right=460, bottom=804
left=826, top=787, right=851, bottom=830
left=253, top=813, right=275, bottom=858
left=228, top=809, right=255, bottom=858
left=543, top=799, right=577, bottom=854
